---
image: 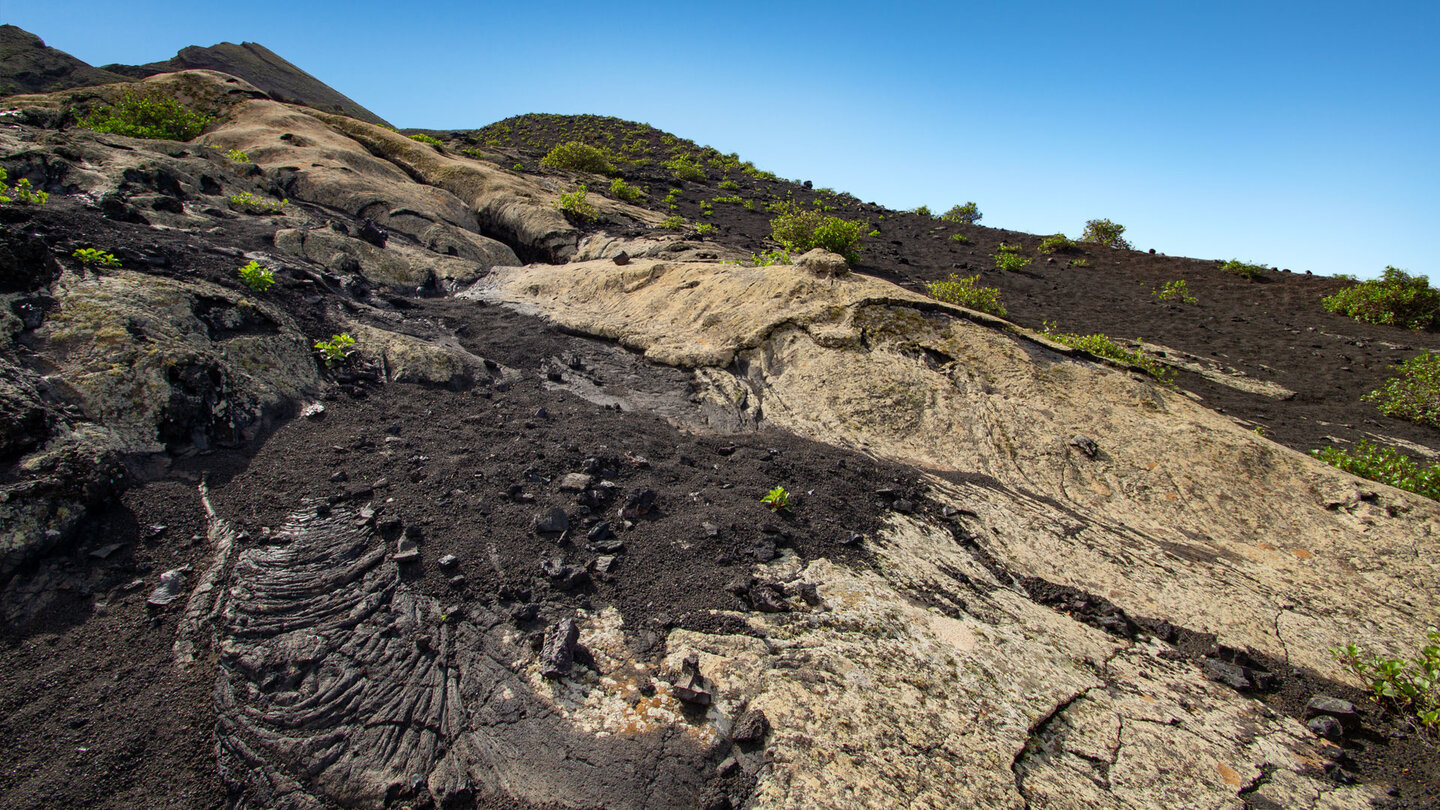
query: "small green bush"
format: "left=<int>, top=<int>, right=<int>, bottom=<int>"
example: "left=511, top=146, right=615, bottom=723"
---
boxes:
left=79, top=87, right=211, bottom=141
left=1080, top=218, right=1132, bottom=250
left=993, top=244, right=1031, bottom=272
left=72, top=247, right=121, bottom=267
left=555, top=185, right=598, bottom=222
left=719, top=179, right=740, bottom=191
left=664, top=154, right=706, bottom=181
left=315, top=333, right=356, bottom=366
left=1312, top=440, right=1440, bottom=501
left=237, top=260, right=275, bottom=292
left=0, top=168, right=48, bottom=205
left=950, top=233, right=972, bottom=245
left=1041, top=322, right=1171, bottom=381
left=699, top=201, right=713, bottom=216
left=760, top=486, right=791, bottom=511
left=941, top=202, right=981, bottom=225
left=1322, top=267, right=1440, bottom=330
left=608, top=177, right=645, bottom=203
left=1220, top=259, right=1269, bottom=280
left=228, top=192, right=288, bottom=215
left=1037, top=234, right=1076, bottom=254
left=1363, top=351, right=1440, bottom=428
left=659, top=215, right=685, bottom=230
left=751, top=249, right=791, bottom=266
left=540, top=141, right=615, bottom=174
left=1333, top=628, right=1439, bottom=731
left=911, top=205, right=933, bottom=218
left=1070, top=258, right=1090, bottom=268
left=695, top=222, right=715, bottom=236
left=1154, top=280, right=1197, bottom=304
left=769, top=203, right=865, bottom=262
left=225, top=148, right=249, bottom=162
left=925, top=274, right=1006, bottom=316
left=712, top=195, right=743, bottom=205
left=407, top=133, right=444, bottom=146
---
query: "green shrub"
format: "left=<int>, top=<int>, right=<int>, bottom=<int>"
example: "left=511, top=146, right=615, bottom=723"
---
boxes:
left=699, top=201, right=713, bottom=216
left=540, top=141, right=615, bottom=174
left=993, top=244, right=1031, bottom=272
left=911, top=205, right=933, bottom=218
left=760, top=486, right=791, bottom=511
left=1154, top=279, right=1197, bottom=304
left=1080, top=218, right=1132, bottom=250
left=941, top=202, right=981, bottom=224
left=1041, top=322, right=1171, bottom=381
left=0, top=168, right=48, bottom=205
left=555, top=185, right=598, bottom=222
left=1037, top=234, right=1076, bottom=254
left=1333, top=628, right=1439, bottom=732
left=662, top=188, right=682, bottom=210
left=1070, top=258, right=1089, bottom=268
left=950, top=233, right=972, bottom=245
left=79, top=87, right=211, bottom=141
left=742, top=199, right=757, bottom=211
left=695, top=222, right=715, bottom=236
left=1220, top=259, right=1269, bottom=281
left=608, top=177, right=645, bottom=203
left=314, top=333, right=356, bottom=366
left=237, top=260, right=275, bottom=292
left=719, top=179, right=740, bottom=191
left=659, top=215, right=685, bottom=230
left=712, top=195, right=743, bottom=205
left=751, top=249, right=791, bottom=266
left=1322, top=267, right=1440, bottom=330
left=228, top=192, right=288, bottom=215
left=925, top=274, right=1006, bottom=316
left=768, top=203, right=865, bottom=261
left=225, top=147, right=249, bottom=162
left=72, top=247, right=121, bottom=268
left=408, top=133, right=444, bottom=146
left=1312, top=441, right=1440, bottom=501
left=664, top=154, right=706, bottom=181
left=1363, top=351, right=1440, bottom=428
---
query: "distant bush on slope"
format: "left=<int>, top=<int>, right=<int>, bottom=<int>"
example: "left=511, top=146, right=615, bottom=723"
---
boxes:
left=768, top=202, right=865, bottom=262
left=1322, top=267, right=1440, bottom=330
left=941, top=202, right=981, bottom=224
left=925, top=274, right=1006, bottom=316
left=540, top=141, right=615, bottom=175
left=1363, top=351, right=1440, bottom=429
left=1313, top=441, right=1440, bottom=502
left=1079, top=218, right=1132, bottom=250
left=79, top=86, right=211, bottom=141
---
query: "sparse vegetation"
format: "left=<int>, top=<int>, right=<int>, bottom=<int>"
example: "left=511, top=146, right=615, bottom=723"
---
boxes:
left=1312, top=441, right=1440, bottom=502
left=1220, top=259, right=1270, bottom=281
left=659, top=215, right=685, bottom=230
left=925, top=274, right=1006, bottom=317
left=1037, top=233, right=1076, bottom=254
left=719, top=179, right=740, bottom=191
left=1154, top=280, right=1197, bottom=304
left=608, top=177, right=645, bottom=203
left=768, top=203, right=865, bottom=262
left=228, top=192, right=289, bottom=215
left=225, top=148, right=249, bottom=162
left=1070, top=259, right=1090, bottom=268
left=751, top=249, right=791, bottom=266
left=993, top=244, right=1031, bottom=272
left=950, top=233, right=972, bottom=245
left=555, top=185, right=598, bottom=222
left=911, top=205, right=933, bottom=218
left=237, top=260, right=275, bottom=292
left=0, top=168, right=48, bottom=205
left=314, top=333, right=357, bottom=366
left=1363, top=351, right=1440, bottom=428
left=695, top=222, right=715, bottom=236
left=760, top=486, right=791, bottom=512
left=407, top=133, right=444, bottom=147
left=1333, top=627, right=1440, bottom=732
left=79, top=87, right=211, bottom=141
left=941, top=202, right=981, bottom=225
left=540, top=141, right=615, bottom=174
left=1080, top=218, right=1132, bottom=250
left=72, top=248, right=121, bottom=268
left=1322, top=267, right=1440, bottom=330
left=1041, top=322, right=1172, bottom=381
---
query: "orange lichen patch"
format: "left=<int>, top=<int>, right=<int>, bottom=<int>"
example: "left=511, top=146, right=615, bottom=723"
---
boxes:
left=1291, top=548, right=1313, bottom=560
left=1256, top=542, right=1277, bottom=551
left=1164, top=491, right=1178, bottom=501
left=1217, top=763, right=1242, bottom=787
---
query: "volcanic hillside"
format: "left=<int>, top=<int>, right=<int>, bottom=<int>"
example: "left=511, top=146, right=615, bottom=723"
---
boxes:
left=0, top=35, right=1437, bottom=810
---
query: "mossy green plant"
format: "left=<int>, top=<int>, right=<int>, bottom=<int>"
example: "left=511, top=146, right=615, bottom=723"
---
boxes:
left=228, top=192, right=289, bottom=215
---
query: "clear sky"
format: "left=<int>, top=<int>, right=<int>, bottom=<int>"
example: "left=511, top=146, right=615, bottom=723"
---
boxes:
left=8, top=0, right=1437, bottom=279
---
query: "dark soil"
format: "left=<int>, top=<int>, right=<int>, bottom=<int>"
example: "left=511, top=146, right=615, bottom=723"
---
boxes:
left=2, top=110, right=1437, bottom=808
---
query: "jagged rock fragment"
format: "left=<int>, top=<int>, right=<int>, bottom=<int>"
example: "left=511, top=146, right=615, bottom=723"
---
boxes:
left=540, top=617, right=580, bottom=678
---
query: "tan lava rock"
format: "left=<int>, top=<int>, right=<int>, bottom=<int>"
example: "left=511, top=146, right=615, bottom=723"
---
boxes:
left=794, top=248, right=850, bottom=276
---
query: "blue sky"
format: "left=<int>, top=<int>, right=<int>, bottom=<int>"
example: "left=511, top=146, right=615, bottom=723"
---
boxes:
left=9, top=0, right=1437, bottom=279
